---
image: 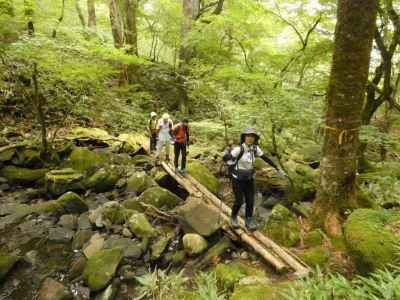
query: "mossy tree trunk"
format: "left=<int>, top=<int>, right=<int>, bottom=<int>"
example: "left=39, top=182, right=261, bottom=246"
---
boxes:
left=87, top=0, right=96, bottom=29
left=125, top=0, right=138, bottom=55
left=109, top=0, right=123, bottom=49
left=75, top=0, right=86, bottom=28
left=313, top=0, right=378, bottom=236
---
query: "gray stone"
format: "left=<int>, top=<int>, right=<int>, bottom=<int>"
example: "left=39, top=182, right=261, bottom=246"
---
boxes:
left=58, top=215, right=78, bottom=230
left=78, top=213, right=92, bottom=230
left=49, top=227, right=74, bottom=243
left=38, top=278, right=72, bottom=300
left=83, top=233, right=105, bottom=259
left=72, top=230, right=94, bottom=250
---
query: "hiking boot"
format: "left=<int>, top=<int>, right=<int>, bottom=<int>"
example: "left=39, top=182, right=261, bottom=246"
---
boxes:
left=231, top=216, right=240, bottom=229
left=245, top=217, right=257, bottom=231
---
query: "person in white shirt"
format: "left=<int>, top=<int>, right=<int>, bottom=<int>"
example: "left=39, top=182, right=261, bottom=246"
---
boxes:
left=155, top=113, right=173, bottom=163
left=223, top=128, right=286, bottom=230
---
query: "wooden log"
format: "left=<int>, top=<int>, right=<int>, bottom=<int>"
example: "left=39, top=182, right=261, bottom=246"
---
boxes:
left=161, top=162, right=202, bottom=197
left=185, top=173, right=310, bottom=277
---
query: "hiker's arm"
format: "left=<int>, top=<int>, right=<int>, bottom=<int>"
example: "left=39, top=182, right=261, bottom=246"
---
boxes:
left=257, top=147, right=279, bottom=170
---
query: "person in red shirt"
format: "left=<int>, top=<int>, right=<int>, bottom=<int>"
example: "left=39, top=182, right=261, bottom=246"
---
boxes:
left=172, top=118, right=190, bottom=174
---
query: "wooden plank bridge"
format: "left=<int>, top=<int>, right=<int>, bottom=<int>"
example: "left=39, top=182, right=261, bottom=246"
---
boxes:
left=161, top=162, right=311, bottom=278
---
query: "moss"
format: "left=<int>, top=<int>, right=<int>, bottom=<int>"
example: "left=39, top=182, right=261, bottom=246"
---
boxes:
left=0, top=252, right=19, bottom=281
left=0, top=166, right=48, bottom=185
left=84, top=167, right=120, bottom=193
left=12, top=148, right=42, bottom=168
left=122, top=198, right=143, bottom=212
left=182, top=233, right=208, bottom=256
left=138, top=186, right=182, bottom=210
left=0, top=145, right=16, bottom=162
left=44, top=168, right=84, bottom=196
left=83, top=248, right=122, bottom=292
left=115, top=133, right=147, bottom=154
left=126, top=172, right=157, bottom=195
left=344, top=209, right=400, bottom=273
left=230, top=283, right=286, bottom=300
left=299, top=247, right=331, bottom=268
left=128, top=212, right=156, bottom=239
left=69, top=127, right=111, bottom=141
left=66, top=147, right=105, bottom=174
left=130, top=155, right=154, bottom=168
left=187, top=160, right=220, bottom=195
left=262, top=204, right=300, bottom=247
left=56, top=192, right=88, bottom=214
left=214, top=261, right=265, bottom=290
left=102, top=203, right=134, bottom=225
left=304, top=229, right=324, bottom=247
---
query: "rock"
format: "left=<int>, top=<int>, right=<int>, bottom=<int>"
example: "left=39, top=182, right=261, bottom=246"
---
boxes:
left=113, top=133, right=147, bottom=154
left=78, top=213, right=92, bottom=230
left=49, top=227, right=74, bottom=243
left=230, top=283, right=287, bottom=300
left=128, top=213, right=156, bottom=239
left=122, top=228, right=132, bottom=238
left=299, top=247, right=331, bottom=268
left=72, top=230, right=94, bottom=250
left=66, top=147, right=106, bottom=174
left=0, top=252, right=20, bottom=281
left=69, top=255, right=87, bottom=279
left=38, top=278, right=72, bottom=300
left=182, top=233, right=208, bottom=256
left=84, top=166, right=121, bottom=193
left=56, top=192, right=88, bottom=215
left=150, top=234, right=173, bottom=260
left=104, top=236, right=143, bottom=259
left=95, top=283, right=117, bottom=300
left=83, top=233, right=105, bottom=258
left=23, top=250, right=39, bottom=266
left=344, top=209, right=400, bottom=273
left=238, top=276, right=270, bottom=286
left=137, top=187, right=182, bottom=210
left=176, top=197, right=222, bottom=236
left=187, top=161, right=220, bottom=195
left=262, top=204, right=300, bottom=247
left=58, top=214, right=78, bottom=230
left=126, top=172, right=157, bottom=196
left=12, top=148, right=42, bottom=168
left=287, top=165, right=319, bottom=203
left=304, top=229, right=324, bottom=247
left=89, top=202, right=134, bottom=229
left=194, top=237, right=232, bottom=269
left=130, top=155, right=154, bottom=169
left=0, top=145, right=16, bottom=162
left=0, top=166, right=48, bottom=185
left=214, top=261, right=265, bottom=289
left=68, top=127, right=112, bottom=142
left=83, top=248, right=123, bottom=292
left=44, top=168, right=84, bottom=196
left=293, top=201, right=313, bottom=218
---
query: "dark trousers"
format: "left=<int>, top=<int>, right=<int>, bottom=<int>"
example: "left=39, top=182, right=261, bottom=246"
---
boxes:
left=231, top=178, right=255, bottom=219
left=174, top=142, right=187, bottom=169
left=150, top=133, right=157, bottom=152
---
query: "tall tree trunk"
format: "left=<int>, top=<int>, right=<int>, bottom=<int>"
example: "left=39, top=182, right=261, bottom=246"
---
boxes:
left=87, top=0, right=96, bottom=29
left=52, top=0, right=66, bottom=38
left=24, top=0, right=35, bottom=35
left=75, top=0, right=86, bottom=28
left=125, top=0, right=138, bottom=55
left=109, top=0, right=124, bottom=48
left=312, top=0, right=377, bottom=236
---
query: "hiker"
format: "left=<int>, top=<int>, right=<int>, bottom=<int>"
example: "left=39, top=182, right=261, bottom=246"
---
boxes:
left=223, top=128, right=286, bottom=231
left=155, top=113, right=174, bottom=163
left=148, top=112, right=158, bottom=152
left=172, top=118, right=190, bottom=174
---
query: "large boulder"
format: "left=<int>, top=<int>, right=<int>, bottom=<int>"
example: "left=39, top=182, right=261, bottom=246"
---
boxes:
left=84, top=166, right=121, bottom=193
left=56, top=192, right=88, bottom=214
left=0, top=166, right=48, bottom=185
left=127, top=212, right=157, bottom=239
left=137, top=187, right=182, bottom=210
left=126, top=172, right=157, bottom=196
left=176, top=197, right=222, bottom=236
left=38, top=278, right=72, bottom=300
left=44, top=168, right=84, bottom=196
left=0, top=251, right=20, bottom=281
left=114, top=133, right=147, bottom=154
left=187, top=161, right=220, bottom=195
left=344, top=209, right=400, bottom=273
left=214, top=261, right=265, bottom=289
left=66, top=147, right=106, bottom=174
left=83, top=248, right=123, bottom=292
left=182, top=233, right=208, bottom=256
left=262, top=204, right=300, bottom=247
left=89, top=202, right=134, bottom=228
left=12, top=148, right=42, bottom=168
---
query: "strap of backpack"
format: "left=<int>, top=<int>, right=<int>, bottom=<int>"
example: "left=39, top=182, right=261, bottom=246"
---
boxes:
left=234, top=144, right=245, bottom=169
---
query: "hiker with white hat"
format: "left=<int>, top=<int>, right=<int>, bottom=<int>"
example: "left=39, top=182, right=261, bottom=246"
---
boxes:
left=155, top=113, right=174, bottom=163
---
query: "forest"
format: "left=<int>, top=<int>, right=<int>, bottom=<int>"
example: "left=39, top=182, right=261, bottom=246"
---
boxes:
left=0, top=0, right=400, bottom=299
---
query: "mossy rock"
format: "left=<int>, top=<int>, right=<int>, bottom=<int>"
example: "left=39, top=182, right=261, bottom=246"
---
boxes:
left=130, top=155, right=154, bottom=169
left=44, top=168, right=84, bottom=196
left=128, top=212, right=157, bottom=239
left=38, top=277, right=72, bottom=300
left=122, top=198, right=143, bottom=212
left=344, top=209, right=400, bottom=273
left=0, top=252, right=20, bottom=281
left=69, top=127, right=112, bottom=141
left=287, top=165, right=318, bottom=203
left=182, top=233, right=208, bottom=256
left=102, top=203, right=134, bottom=225
left=12, top=148, right=42, bottom=168
left=53, top=192, right=88, bottom=215
left=214, top=261, right=265, bottom=290
left=138, top=186, right=182, bottom=210
left=0, top=145, right=16, bottom=162
left=84, top=166, right=121, bottom=193
left=299, top=247, right=331, bottom=268
left=187, top=160, right=220, bottom=195
left=114, top=133, right=147, bottom=154
left=304, top=229, right=324, bottom=247
left=0, top=166, right=48, bottom=185
left=126, top=172, right=157, bottom=195
left=83, top=248, right=122, bottom=291
left=66, top=147, right=106, bottom=174
left=230, top=283, right=286, bottom=300
left=262, top=204, right=300, bottom=247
